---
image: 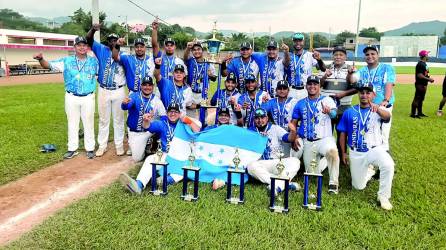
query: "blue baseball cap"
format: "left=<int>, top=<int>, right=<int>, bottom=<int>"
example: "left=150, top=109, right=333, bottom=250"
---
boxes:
left=134, top=38, right=145, bottom=46
left=244, top=73, right=256, bottom=82
left=292, top=32, right=305, bottom=41
left=254, top=108, right=267, bottom=118
left=226, top=72, right=237, bottom=83
left=74, top=36, right=87, bottom=45
left=363, top=45, right=379, bottom=54
left=357, top=82, right=375, bottom=92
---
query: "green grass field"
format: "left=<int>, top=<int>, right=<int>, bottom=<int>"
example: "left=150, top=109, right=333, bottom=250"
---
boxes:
left=2, top=83, right=446, bottom=248
left=360, top=65, right=446, bottom=75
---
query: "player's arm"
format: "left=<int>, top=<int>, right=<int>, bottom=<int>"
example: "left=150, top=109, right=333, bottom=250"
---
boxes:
left=86, top=23, right=100, bottom=47
left=286, top=121, right=297, bottom=142
left=121, top=95, right=134, bottom=110
left=181, top=114, right=202, bottom=132
left=111, top=38, right=125, bottom=62
left=281, top=42, right=290, bottom=67
left=339, top=132, right=348, bottom=166
left=290, top=118, right=301, bottom=150
left=234, top=101, right=244, bottom=127
left=142, top=111, right=155, bottom=129
left=221, top=53, right=233, bottom=77
left=184, top=41, right=193, bottom=62
left=312, top=51, right=326, bottom=72
left=151, top=20, right=160, bottom=58
left=381, top=65, right=396, bottom=107
left=33, top=53, right=50, bottom=69
left=153, top=57, right=162, bottom=82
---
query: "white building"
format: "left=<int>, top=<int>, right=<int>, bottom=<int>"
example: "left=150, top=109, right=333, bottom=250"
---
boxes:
left=380, top=36, right=439, bottom=57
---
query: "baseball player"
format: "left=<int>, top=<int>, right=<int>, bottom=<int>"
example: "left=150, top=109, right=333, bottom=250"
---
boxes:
left=251, top=40, right=287, bottom=97
left=337, top=83, right=394, bottom=210
left=86, top=24, right=127, bottom=157
left=261, top=80, right=297, bottom=157
left=222, top=42, right=260, bottom=94
left=283, top=32, right=326, bottom=101
left=351, top=45, right=396, bottom=151
left=210, top=72, right=241, bottom=125
left=236, top=74, right=270, bottom=127
left=247, top=108, right=300, bottom=194
left=33, top=37, right=98, bottom=159
left=204, top=107, right=231, bottom=131
left=291, top=75, right=340, bottom=194
left=151, top=20, right=187, bottom=81
left=154, top=58, right=193, bottom=114
left=121, top=76, right=166, bottom=162
left=119, top=103, right=201, bottom=194
left=111, top=37, right=155, bottom=93
left=411, top=50, right=434, bottom=118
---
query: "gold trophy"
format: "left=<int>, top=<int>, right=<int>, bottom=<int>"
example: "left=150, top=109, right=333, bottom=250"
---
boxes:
left=269, top=146, right=290, bottom=213
left=150, top=139, right=169, bottom=196
left=181, top=141, right=201, bottom=202
left=303, top=146, right=323, bottom=211
left=226, top=148, right=246, bottom=205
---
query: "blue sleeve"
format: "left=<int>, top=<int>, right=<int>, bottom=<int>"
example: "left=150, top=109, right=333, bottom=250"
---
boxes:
left=261, top=100, right=271, bottom=112
left=120, top=54, right=131, bottom=67
left=146, top=120, right=163, bottom=134
left=92, top=41, right=104, bottom=57
left=227, top=60, right=237, bottom=74
left=281, top=133, right=290, bottom=143
left=291, top=103, right=301, bottom=120
left=237, top=95, right=245, bottom=106
left=251, top=52, right=264, bottom=65
left=121, top=93, right=136, bottom=110
left=336, top=111, right=348, bottom=133
left=154, top=51, right=162, bottom=59
left=157, top=78, right=168, bottom=93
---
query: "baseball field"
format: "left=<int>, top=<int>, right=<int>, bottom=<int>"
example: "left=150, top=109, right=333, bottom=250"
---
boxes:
left=1, top=73, right=446, bottom=248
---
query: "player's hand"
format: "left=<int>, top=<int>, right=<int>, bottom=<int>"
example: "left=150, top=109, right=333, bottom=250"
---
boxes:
left=342, top=152, right=349, bottom=166
left=234, top=103, right=242, bottom=112
left=229, top=96, right=237, bottom=105
left=117, top=38, right=125, bottom=46
left=143, top=112, right=154, bottom=122
left=33, top=52, right=43, bottom=61
left=242, top=101, right=250, bottom=110
left=293, top=137, right=301, bottom=150
left=321, top=102, right=331, bottom=114
left=330, top=93, right=341, bottom=100
left=281, top=43, right=289, bottom=52
left=379, top=100, right=389, bottom=108
left=288, top=121, right=297, bottom=133
left=429, top=78, right=435, bottom=83
left=324, top=69, right=333, bottom=78
left=151, top=20, right=159, bottom=30
left=154, top=57, right=162, bottom=66
left=223, top=53, right=233, bottom=63
left=122, top=97, right=131, bottom=105
left=369, top=99, right=379, bottom=112
left=92, top=23, right=101, bottom=31
left=186, top=41, right=194, bottom=49
left=262, top=94, right=270, bottom=103
left=312, top=50, right=321, bottom=60
left=348, top=62, right=357, bottom=74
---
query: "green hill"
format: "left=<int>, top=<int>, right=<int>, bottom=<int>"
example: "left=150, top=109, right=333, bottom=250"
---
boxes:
left=384, top=20, right=446, bottom=36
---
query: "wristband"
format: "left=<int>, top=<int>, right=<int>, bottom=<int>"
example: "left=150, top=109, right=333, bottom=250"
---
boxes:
left=221, top=61, right=226, bottom=71
left=234, top=111, right=243, bottom=119
left=182, top=116, right=193, bottom=125
left=155, top=64, right=161, bottom=69
left=114, top=44, right=120, bottom=50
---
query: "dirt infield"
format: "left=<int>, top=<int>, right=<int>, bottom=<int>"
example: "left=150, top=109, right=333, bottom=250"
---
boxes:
left=396, top=74, right=444, bottom=85
left=0, top=147, right=136, bottom=246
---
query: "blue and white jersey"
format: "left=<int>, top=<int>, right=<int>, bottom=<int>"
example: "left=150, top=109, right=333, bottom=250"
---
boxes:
left=252, top=53, right=284, bottom=97
left=237, top=90, right=269, bottom=127
left=337, top=105, right=389, bottom=152
left=186, top=58, right=216, bottom=96
left=157, top=78, right=192, bottom=113
left=262, top=97, right=298, bottom=131
left=49, top=55, right=98, bottom=95
left=353, top=63, right=396, bottom=105
left=91, top=41, right=126, bottom=88
left=120, top=54, right=155, bottom=92
left=121, top=91, right=166, bottom=132
left=292, top=95, right=336, bottom=140
left=145, top=116, right=177, bottom=152
left=227, top=57, right=259, bottom=93
left=155, top=51, right=187, bottom=81
left=249, top=123, right=289, bottom=160
left=285, top=51, right=318, bottom=88
left=210, top=89, right=241, bottom=125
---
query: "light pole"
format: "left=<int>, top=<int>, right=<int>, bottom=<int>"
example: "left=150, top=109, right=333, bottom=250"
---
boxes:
left=354, top=0, right=362, bottom=58
left=118, top=15, right=129, bottom=45
left=91, top=0, right=100, bottom=42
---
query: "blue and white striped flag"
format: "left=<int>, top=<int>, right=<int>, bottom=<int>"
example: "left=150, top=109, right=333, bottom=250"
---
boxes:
left=165, top=122, right=268, bottom=184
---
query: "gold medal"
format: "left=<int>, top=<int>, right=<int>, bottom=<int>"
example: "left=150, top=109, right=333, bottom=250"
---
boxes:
left=168, top=72, right=173, bottom=77
left=361, top=130, right=366, bottom=136
left=76, top=74, right=81, bottom=79
left=268, top=77, right=272, bottom=82
left=311, top=117, right=315, bottom=123
left=197, top=79, right=201, bottom=84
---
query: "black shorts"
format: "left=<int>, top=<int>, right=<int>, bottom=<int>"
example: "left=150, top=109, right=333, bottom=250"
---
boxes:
left=414, top=84, right=427, bottom=100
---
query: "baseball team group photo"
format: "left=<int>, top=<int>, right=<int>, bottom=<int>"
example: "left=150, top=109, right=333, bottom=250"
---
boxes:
left=0, top=0, right=445, bottom=248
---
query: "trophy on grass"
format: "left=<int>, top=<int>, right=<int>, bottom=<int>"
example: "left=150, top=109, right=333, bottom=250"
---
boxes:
left=269, top=146, right=290, bottom=213
left=181, top=141, right=201, bottom=202
left=149, top=140, right=169, bottom=196
left=226, top=148, right=246, bottom=205
left=302, top=146, right=323, bottom=211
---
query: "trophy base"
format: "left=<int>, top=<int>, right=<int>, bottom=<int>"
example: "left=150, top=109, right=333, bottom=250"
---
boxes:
left=181, top=194, right=198, bottom=202
left=303, top=203, right=322, bottom=211
left=303, top=172, right=323, bottom=177
left=226, top=197, right=244, bottom=205
left=152, top=161, right=168, bottom=166
left=228, top=168, right=246, bottom=174
left=182, top=166, right=201, bottom=171
left=150, top=190, right=168, bottom=196
left=269, top=205, right=289, bottom=214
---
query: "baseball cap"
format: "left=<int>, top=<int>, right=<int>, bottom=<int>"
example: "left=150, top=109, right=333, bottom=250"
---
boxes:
left=74, top=36, right=87, bottom=45
left=292, top=32, right=305, bottom=41
left=141, top=76, right=153, bottom=85
left=419, top=50, right=430, bottom=57
left=218, top=107, right=230, bottom=115
left=254, top=108, right=267, bottom=118
left=357, top=82, right=375, bottom=92
left=240, top=42, right=252, bottom=50
left=363, top=45, right=379, bottom=54
left=192, top=41, right=202, bottom=48
left=333, top=46, right=347, bottom=54
left=267, top=40, right=278, bottom=49
left=167, top=103, right=180, bottom=112
left=134, top=38, right=145, bottom=46
left=107, top=33, right=119, bottom=41
left=164, top=38, right=176, bottom=46
left=276, top=80, right=289, bottom=89
left=307, top=75, right=320, bottom=84
left=174, top=64, right=185, bottom=72
left=244, top=73, right=256, bottom=82
left=226, top=72, right=237, bottom=83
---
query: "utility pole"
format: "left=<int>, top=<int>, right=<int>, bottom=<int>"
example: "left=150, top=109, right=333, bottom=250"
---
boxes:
left=354, top=0, right=362, bottom=58
left=92, top=0, right=100, bottom=42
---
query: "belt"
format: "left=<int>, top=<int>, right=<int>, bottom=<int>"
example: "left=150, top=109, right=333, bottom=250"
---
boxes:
left=291, top=85, right=304, bottom=90
left=306, top=138, right=321, bottom=142
left=100, top=85, right=124, bottom=90
left=192, top=90, right=202, bottom=94
left=349, top=146, right=375, bottom=152
left=66, top=91, right=93, bottom=97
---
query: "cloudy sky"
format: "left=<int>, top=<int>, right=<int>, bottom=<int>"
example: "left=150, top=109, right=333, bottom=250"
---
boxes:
left=1, top=0, right=445, bottom=34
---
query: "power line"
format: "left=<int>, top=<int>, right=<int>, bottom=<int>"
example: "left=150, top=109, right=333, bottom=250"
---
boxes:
left=127, top=0, right=171, bottom=26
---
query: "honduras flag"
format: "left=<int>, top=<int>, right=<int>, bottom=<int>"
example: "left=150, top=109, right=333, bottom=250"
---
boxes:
left=165, top=122, right=268, bottom=184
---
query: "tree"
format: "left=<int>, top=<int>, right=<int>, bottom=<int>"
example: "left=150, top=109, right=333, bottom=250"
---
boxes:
left=0, top=8, right=51, bottom=32
left=359, top=27, right=383, bottom=41
left=312, top=34, right=329, bottom=48
left=334, top=30, right=356, bottom=46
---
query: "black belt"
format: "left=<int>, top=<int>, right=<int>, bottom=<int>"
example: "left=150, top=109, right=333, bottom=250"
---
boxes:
left=66, top=91, right=93, bottom=97
left=350, top=146, right=376, bottom=152
left=291, top=86, right=304, bottom=90
left=100, top=85, right=124, bottom=90
left=306, top=138, right=321, bottom=142
left=192, top=90, right=202, bottom=94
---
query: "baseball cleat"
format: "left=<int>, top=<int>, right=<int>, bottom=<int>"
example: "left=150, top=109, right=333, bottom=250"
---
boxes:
left=436, top=110, right=443, bottom=117
left=86, top=151, right=95, bottom=159
left=328, top=184, right=339, bottom=195
left=95, top=147, right=106, bottom=157
left=119, top=173, right=142, bottom=194
left=63, top=151, right=79, bottom=159
left=116, top=147, right=125, bottom=156
left=377, top=196, right=393, bottom=211
left=126, top=148, right=132, bottom=156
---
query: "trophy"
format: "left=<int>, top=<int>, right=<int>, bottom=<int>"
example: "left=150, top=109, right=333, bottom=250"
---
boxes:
left=199, top=88, right=217, bottom=130
left=302, top=146, right=323, bottom=211
left=226, top=148, right=246, bottom=205
left=181, top=141, right=201, bottom=202
left=269, top=146, right=290, bottom=213
left=204, top=21, right=223, bottom=64
left=149, top=140, right=169, bottom=196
